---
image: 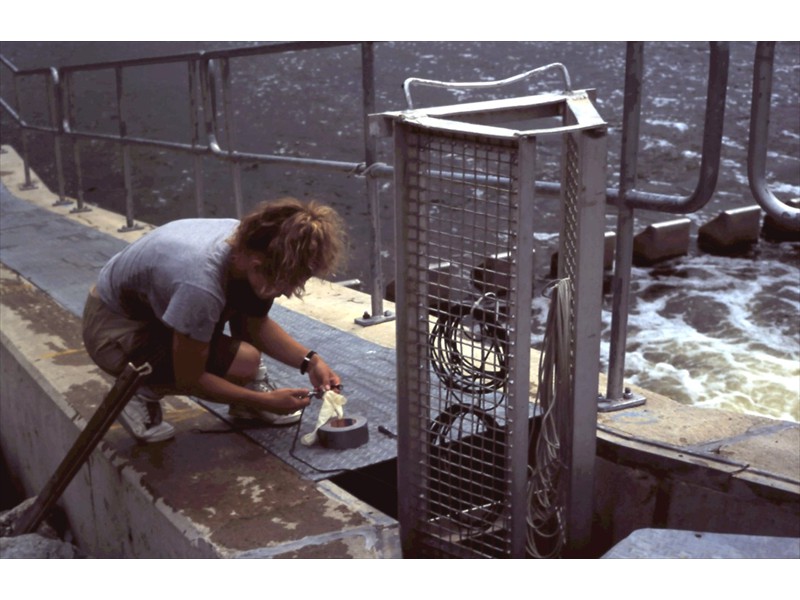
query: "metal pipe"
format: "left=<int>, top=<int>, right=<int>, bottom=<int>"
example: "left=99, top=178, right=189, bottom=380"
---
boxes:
left=604, top=42, right=729, bottom=404
left=49, top=41, right=357, bottom=76
left=11, top=362, right=152, bottom=536
left=748, top=42, right=800, bottom=231
left=115, top=66, right=138, bottom=231
left=201, top=58, right=222, bottom=155
left=63, top=71, right=89, bottom=213
left=8, top=69, right=36, bottom=190
left=610, top=42, right=730, bottom=213
left=188, top=59, right=205, bottom=217
left=46, top=68, right=69, bottom=206
left=360, top=42, right=390, bottom=324
left=403, top=62, right=572, bottom=109
left=606, top=43, right=643, bottom=402
left=219, top=58, right=244, bottom=218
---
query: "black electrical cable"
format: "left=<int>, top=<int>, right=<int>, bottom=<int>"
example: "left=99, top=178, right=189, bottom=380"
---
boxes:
left=428, top=296, right=509, bottom=401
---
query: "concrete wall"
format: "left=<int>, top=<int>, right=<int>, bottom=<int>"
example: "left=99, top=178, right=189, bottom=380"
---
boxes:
left=591, top=434, right=800, bottom=555
left=0, top=270, right=221, bottom=557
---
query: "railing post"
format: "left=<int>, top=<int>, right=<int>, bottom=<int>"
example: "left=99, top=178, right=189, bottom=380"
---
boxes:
left=603, top=42, right=646, bottom=410
left=220, top=58, right=243, bottom=218
left=11, top=71, right=37, bottom=190
left=188, top=59, right=205, bottom=217
left=63, top=70, right=90, bottom=214
left=748, top=42, right=800, bottom=231
left=115, top=66, right=142, bottom=232
left=46, top=68, right=70, bottom=207
left=355, top=41, right=395, bottom=326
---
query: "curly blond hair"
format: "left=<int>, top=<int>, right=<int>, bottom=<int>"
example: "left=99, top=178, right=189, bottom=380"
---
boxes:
left=231, top=198, right=347, bottom=297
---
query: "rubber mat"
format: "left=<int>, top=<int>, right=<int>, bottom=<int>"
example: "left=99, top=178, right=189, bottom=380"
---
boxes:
left=198, top=304, right=399, bottom=480
left=1, top=184, right=399, bottom=480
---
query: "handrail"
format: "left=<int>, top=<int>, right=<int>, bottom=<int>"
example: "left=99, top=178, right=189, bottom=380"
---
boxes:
left=748, top=42, right=800, bottom=231
left=604, top=42, right=730, bottom=406
left=0, top=45, right=371, bottom=196
left=1, top=44, right=369, bottom=173
left=1, top=42, right=356, bottom=77
left=0, top=41, right=389, bottom=323
left=607, top=42, right=730, bottom=213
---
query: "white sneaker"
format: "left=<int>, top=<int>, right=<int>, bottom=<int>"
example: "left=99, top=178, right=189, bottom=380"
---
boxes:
left=118, top=394, right=175, bottom=443
left=228, top=360, right=301, bottom=426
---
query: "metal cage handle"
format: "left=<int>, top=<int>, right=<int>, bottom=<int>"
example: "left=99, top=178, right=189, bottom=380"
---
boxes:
left=403, top=63, right=573, bottom=109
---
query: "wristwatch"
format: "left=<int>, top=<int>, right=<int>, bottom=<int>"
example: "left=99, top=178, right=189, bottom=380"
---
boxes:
left=300, top=350, right=317, bottom=375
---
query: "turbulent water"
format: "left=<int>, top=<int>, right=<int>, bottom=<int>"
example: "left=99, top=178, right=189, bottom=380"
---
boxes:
left=0, top=41, right=798, bottom=421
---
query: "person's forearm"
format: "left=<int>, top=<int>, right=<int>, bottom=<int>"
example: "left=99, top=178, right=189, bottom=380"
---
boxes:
left=255, top=316, right=311, bottom=370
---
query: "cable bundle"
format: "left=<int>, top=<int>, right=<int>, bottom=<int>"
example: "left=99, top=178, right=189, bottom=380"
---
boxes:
left=526, top=278, right=572, bottom=559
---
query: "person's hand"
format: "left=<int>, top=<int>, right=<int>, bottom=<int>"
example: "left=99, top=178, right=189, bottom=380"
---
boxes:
left=255, top=387, right=311, bottom=414
left=306, top=354, right=341, bottom=394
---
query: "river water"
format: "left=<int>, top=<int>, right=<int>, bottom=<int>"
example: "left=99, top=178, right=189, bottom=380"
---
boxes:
left=1, top=41, right=798, bottom=422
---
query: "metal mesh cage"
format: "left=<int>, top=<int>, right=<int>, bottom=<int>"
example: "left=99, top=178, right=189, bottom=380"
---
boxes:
left=382, top=92, right=607, bottom=558
left=396, top=126, right=533, bottom=558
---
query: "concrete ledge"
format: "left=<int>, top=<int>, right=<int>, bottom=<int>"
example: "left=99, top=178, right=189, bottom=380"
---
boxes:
left=602, top=528, right=800, bottom=559
left=0, top=266, right=400, bottom=558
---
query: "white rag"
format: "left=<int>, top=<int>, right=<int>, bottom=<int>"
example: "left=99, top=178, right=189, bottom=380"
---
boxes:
left=300, top=390, right=347, bottom=446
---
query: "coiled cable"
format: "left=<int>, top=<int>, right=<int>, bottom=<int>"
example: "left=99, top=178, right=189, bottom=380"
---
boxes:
left=428, top=293, right=509, bottom=401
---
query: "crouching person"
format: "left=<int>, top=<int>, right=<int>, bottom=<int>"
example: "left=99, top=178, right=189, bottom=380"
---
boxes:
left=82, top=197, right=347, bottom=443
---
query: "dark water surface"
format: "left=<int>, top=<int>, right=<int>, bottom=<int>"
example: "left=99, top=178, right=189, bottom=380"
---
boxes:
left=1, top=41, right=798, bottom=420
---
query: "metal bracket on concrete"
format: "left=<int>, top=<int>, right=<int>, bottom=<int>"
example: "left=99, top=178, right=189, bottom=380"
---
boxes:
left=70, top=205, right=93, bottom=214
left=354, top=310, right=396, bottom=327
left=18, top=182, right=38, bottom=191
left=597, top=388, right=647, bottom=413
left=118, top=222, right=144, bottom=233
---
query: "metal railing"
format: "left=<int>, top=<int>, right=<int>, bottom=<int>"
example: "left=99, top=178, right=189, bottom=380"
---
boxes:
left=0, top=41, right=391, bottom=323
left=1, top=41, right=796, bottom=399
left=748, top=42, right=800, bottom=231
left=604, top=42, right=730, bottom=406
left=604, top=41, right=799, bottom=406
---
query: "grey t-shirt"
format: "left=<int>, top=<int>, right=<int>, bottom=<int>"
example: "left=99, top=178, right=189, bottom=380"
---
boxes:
left=97, top=218, right=255, bottom=343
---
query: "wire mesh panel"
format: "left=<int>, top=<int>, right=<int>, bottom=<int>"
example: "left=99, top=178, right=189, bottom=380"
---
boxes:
left=552, top=126, right=608, bottom=554
left=383, top=92, right=607, bottom=559
left=393, top=123, right=535, bottom=558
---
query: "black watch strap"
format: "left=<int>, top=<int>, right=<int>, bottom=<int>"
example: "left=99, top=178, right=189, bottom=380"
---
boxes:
left=300, top=350, right=317, bottom=375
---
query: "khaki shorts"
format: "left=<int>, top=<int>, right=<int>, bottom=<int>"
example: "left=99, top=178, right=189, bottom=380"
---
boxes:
left=82, top=288, right=240, bottom=392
